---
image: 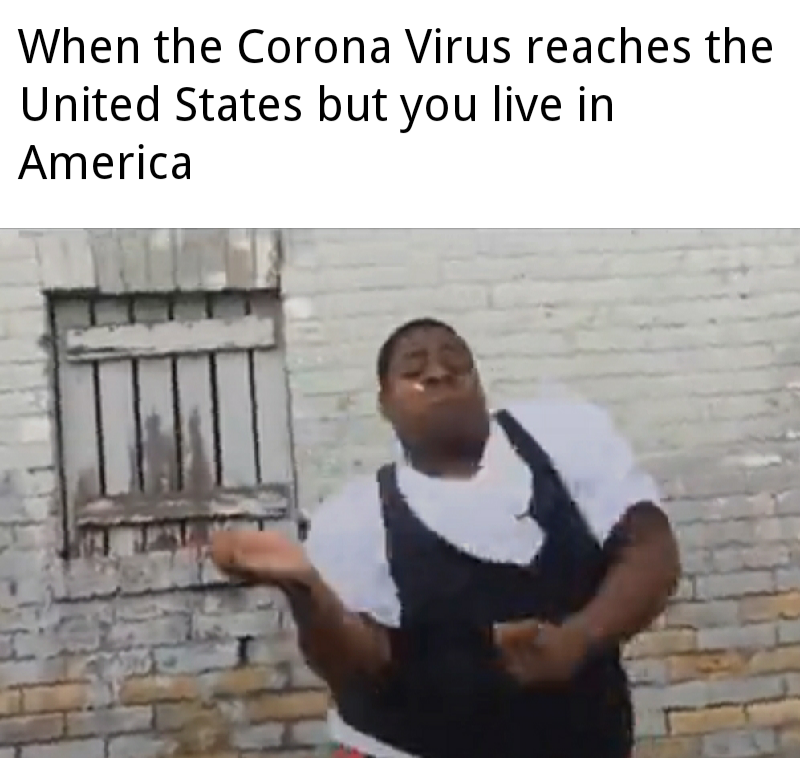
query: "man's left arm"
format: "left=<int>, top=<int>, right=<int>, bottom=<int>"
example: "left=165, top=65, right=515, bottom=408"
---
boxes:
left=496, top=501, right=680, bottom=682
left=494, top=402, right=681, bottom=681
left=566, top=499, right=680, bottom=651
left=564, top=404, right=681, bottom=647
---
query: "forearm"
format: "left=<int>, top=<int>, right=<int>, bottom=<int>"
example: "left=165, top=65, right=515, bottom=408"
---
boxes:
left=282, top=570, right=392, bottom=691
left=569, top=503, right=681, bottom=649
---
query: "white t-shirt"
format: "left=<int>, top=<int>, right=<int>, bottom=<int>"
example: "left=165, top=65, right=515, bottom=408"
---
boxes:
left=304, top=398, right=662, bottom=757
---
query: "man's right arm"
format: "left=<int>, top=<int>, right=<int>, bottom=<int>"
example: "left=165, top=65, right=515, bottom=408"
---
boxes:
left=210, top=477, right=396, bottom=691
left=282, top=568, right=393, bottom=691
left=290, top=477, right=400, bottom=691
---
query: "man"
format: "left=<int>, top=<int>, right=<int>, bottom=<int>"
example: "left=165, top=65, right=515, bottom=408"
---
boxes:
left=211, top=317, right=680, bottom=758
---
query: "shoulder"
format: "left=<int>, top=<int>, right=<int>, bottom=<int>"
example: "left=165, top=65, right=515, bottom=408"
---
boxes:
left=304, top=472, right=400, bottom=627
left=502, top=397, right=662, bottom=541
left=501, top=396, right=658, bottom=499
left=503, top=397, right=614, bottom=447
left=306, top=473, right=383, bottom=545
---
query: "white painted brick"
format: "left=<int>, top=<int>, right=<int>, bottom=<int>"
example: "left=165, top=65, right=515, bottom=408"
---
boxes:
left=288, top=260, right=441, bottom=294
left=492, top=268, right=799, bottom=308
left=0, top=391, right=46, bottom=418
left=0, top=257, right=42, bottom=286
left=0, top=286, right=44, bottom=312
left=0, top=337, right=48, bottom=364
left=444, top=245, right=800, bottom=283
left=304, top=283, right=490, bottom=319
left=0, top=231, right=34, bottom=260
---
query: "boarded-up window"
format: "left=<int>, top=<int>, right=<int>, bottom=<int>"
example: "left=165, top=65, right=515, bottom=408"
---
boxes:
left=49, top=290, right=295, bottom=558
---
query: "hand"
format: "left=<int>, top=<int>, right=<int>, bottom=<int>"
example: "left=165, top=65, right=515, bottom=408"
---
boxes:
left=493, top=618, right=591, bottom=686
left=210, top=530, right=315, bottom=587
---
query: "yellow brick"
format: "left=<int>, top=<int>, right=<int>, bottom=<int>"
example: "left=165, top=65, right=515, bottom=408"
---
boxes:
left=207, top=666, right=282, bottom=697
left=157, top=702, right=232, bottom=754
left=0, top=713, right=64, bottom=743
left=667, top=651, right=747, bottom=682
left=22, top=683, right=88, bottom=713
left=749, top=645, right=800, bottom=675
left=741, top=591, right=800, bottom=622
left=156, top=702, right=220, bottom=732
left=247, top=690, right=329, bottom=723
left=120, top=675, right=199, bottom=705
left=669, top=706, right=746, bottom=735
left=0, top=689, right=22, bottom=716
left=635, top=737, right=702, bottom=758
left=748, top=698, right=800, bottom=727
left=626, top=630, right=697, bottom=659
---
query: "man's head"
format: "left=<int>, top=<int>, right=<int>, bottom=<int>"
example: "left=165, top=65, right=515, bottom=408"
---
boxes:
left=377, top=318, right=491, bottom=465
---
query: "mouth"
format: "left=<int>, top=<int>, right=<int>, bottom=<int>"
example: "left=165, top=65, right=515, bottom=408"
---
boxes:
left=410, top=382, right=473, bottom=411
left=422, top=391, right=466, bottom=409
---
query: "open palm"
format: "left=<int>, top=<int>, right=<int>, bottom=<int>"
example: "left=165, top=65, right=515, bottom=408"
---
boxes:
left=210, top=530, right=312, bottom=586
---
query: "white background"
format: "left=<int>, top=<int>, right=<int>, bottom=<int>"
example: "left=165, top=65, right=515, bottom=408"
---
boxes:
left=1, top=0, right=798, bottom=227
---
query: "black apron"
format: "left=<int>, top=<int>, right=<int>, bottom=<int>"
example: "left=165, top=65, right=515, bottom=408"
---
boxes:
left=336, top=410, right=633, bottom=758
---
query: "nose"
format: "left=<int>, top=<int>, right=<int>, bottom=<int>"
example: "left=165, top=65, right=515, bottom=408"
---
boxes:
left=421, top=359, right=453, bottom=384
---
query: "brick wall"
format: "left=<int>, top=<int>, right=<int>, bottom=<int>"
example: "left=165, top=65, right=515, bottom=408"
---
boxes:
left=1, top=228, right=800, bottom=758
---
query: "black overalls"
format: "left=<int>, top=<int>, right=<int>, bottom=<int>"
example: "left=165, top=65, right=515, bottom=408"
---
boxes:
left=336, top=411, right=633, bottom=758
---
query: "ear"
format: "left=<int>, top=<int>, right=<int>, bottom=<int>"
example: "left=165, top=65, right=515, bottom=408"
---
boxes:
left=377, top=390, right=387, bottom=421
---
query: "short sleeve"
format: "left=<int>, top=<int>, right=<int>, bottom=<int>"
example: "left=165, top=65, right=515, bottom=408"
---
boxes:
left=303, top=476, right=402, bottom=628
left=507, top=399, right=663, bottom=544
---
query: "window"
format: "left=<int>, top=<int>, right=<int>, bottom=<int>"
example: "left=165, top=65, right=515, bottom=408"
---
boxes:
left=49, top=289, right=295, bottom=558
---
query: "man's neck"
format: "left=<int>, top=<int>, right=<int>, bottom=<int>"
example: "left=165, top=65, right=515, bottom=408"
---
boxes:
left=405, top=440, right=488, bottom=480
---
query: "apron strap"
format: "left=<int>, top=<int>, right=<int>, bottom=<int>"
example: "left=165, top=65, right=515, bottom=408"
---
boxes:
left=377, top=462, right=399, bottom=510
left=495, top=408, right=603, bottom=561
left=376, top=463, right=400, bottom=564
left=494, top=409, right=561, bottom=530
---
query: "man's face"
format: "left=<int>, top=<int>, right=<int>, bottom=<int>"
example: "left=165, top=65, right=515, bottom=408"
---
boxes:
left=379, top=326, right=490, bottom=457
